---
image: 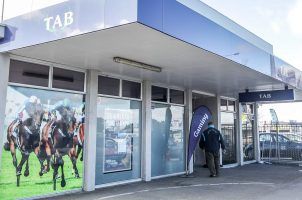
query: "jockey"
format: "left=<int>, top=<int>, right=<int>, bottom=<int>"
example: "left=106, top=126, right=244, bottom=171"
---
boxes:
left=51, top=98, right=75, bottom=138
left=12, top=96, right=42, bottom=138
left=52, top=99, right=72, bottom=120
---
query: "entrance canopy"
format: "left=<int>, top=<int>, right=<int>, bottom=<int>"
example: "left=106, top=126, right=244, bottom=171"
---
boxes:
left=10, top=23, right=285, bottom=97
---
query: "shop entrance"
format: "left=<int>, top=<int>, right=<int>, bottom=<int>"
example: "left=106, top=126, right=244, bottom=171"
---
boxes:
left=192, top=92, right=217, bottom=167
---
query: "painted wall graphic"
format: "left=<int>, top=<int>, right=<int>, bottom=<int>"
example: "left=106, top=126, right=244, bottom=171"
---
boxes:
left=0, top=86, right=85, bottom=200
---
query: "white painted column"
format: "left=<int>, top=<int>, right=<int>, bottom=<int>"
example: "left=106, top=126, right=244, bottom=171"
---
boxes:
left=83, top=69, right=98, bottom=191
left=235, top=101, right=241, bottom=165
left=238, top=103, right=244, bottom=165
left=216, top=95, right=223, bottom=165
left=254, top=103, right=261, bottom=162
left=0, top=53, right=9, bottom=172
left=184, top=89, right=193, bottom=173
left=142, top=80, right=151, bottom=181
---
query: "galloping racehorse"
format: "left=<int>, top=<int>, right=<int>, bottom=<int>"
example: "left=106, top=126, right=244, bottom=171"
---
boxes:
left=41, top=100, right=80, bottom=190
left=4, top=96, right=44, bottom=186
left=74, top=120, right=85, bottom=162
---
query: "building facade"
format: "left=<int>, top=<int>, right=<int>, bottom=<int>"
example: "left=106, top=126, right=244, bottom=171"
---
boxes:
left=0, top=0, right=301, bottom=199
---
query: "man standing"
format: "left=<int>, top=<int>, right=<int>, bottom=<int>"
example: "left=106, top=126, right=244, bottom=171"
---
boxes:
left=199, top=122, right=225, bottom=177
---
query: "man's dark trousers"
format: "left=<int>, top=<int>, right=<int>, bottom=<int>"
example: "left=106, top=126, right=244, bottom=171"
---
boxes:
left=205, top=151, right=220, bottom=176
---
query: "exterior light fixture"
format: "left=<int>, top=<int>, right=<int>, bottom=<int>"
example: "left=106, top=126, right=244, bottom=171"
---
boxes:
left=113, top=57, right=162, bottom=73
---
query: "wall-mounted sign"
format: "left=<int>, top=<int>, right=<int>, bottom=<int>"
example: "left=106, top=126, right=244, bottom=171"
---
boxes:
left=44, top=11, right=74, bottom=32
left=239, top=89, right=294, bottom=102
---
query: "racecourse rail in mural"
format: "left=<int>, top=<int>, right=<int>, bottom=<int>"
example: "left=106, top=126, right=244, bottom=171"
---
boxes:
left=1, top=86, right=85, bottom=200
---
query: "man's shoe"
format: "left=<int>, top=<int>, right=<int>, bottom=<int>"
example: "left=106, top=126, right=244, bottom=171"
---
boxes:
left=209, top=174, right=216, bottom=177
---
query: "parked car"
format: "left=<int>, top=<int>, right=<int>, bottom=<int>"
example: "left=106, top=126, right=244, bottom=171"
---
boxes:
left=244, top=133, right=302, bottom=160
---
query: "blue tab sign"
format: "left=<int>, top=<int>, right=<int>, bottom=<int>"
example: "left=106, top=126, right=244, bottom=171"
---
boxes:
left=239, top=89, right=294, bottom=102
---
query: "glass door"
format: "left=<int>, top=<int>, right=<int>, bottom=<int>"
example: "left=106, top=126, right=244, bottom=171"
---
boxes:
left=242, top=104, right=255, bottom=162
left=221, top=112, right=237, bottom=165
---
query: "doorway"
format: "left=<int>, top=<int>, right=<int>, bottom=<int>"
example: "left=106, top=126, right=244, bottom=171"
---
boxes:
left=220, top=99, right=237, bottom=165
left=192, top=92, right=217, bottom=167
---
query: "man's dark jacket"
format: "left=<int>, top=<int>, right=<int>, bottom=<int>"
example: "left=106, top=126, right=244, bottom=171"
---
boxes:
left=199, top=127, right=225, bottom=153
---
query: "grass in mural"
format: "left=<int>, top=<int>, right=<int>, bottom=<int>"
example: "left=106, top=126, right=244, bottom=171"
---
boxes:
left=0, top=150, right=83, bottom=200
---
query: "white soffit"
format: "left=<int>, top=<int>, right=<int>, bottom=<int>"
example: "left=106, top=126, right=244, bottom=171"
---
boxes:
left=10, top=23, right=283, bottom=97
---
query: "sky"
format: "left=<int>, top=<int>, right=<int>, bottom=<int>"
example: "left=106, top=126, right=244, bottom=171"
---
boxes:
left=258, top=102, right=302, bottom=123
left=0, top=0, right=301, bottom=122
left=200, top=0, right=302, bottom=122
left=201, top=0, right=302, bottom=70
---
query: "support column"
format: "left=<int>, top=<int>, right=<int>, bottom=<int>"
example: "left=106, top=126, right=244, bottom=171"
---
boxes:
left=184, top=89, right=193, bottom=173
left=216, top=95, right=222, bottom=165
left=0, top=53, right=9, bottom=172
left=238, top=103, right=244, bottom=165
left=254, top=103, right=261, bottom=162
left=235, top=101, right=241, bottom=165
left=83, top=69, right=98, bottom=191
left=142, top=80, right=151, bottom=181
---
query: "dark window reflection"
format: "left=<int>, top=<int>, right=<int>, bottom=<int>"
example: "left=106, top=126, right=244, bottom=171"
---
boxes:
left=9, top=60, right=49, bottom=87
left=52, top=68, right=85, bottom=91
left=243, top=104, right=254, bottom=114
left=98, top=76, right=120, bottom=96
left=152, top=86, right=167, bottom=102
left=228, top=100, right=236, bottom=112
left=122, top=80, right=141, bottom=99
left=220, top=99, right=227, bottom=111
left=170, top=89, right=184, bottom=104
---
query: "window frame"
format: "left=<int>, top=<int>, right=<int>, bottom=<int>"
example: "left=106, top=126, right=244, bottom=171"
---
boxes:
left=151, top=84, right=185, bottom=106
left=98, top=75, right=121, bottom=97
left=8, top=56, right=87, bottom=94
left=52, top=67, right=86, bottom=93
left=242, top=103, right=254, bottom=115
left=220, top=97, right=237, bottom=113
left=121, top=79, right=142, bottom=100
left=98, top=73, right=142, bottom=101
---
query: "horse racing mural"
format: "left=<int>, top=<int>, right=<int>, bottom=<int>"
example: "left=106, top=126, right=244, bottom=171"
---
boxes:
left=0, top=86, right=85, bottom=199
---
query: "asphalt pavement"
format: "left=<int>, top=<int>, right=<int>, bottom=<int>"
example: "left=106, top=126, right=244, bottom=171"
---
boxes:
left=41, top=163, right=302, bottom=200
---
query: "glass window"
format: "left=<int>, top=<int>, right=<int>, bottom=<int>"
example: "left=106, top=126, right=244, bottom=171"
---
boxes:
left=52, top=68, right=85, bottom=91
left=98, top=76, right=120, bottom=96
left=170, top=89, right=184, bottom=104
left=152, top=86, right=168, bottom=102
left=9, top=60, right=49, bottom=87
left=122, top=80, right=141, bottom=99
left=95, top=97, right=141, bottom=184
left=151, top=104, right=185, bottom=177
left=220, top=99, right=227, bottom=111
left=243, top=104, right=254, bottom=114
left=228, top=100, right=236, bottom=112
